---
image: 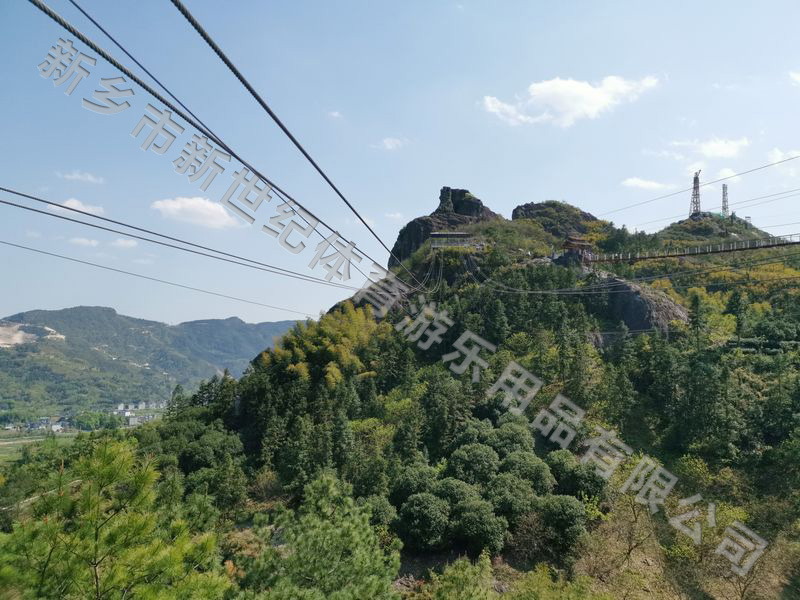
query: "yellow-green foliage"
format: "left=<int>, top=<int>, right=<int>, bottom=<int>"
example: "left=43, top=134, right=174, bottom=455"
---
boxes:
left=267, top=302, right=390, bottom=388
left=409, top=552, right=497, bottom=600
left=583, top=219, right=615, bottom=247
left=506, top=566, right=613, bottom=599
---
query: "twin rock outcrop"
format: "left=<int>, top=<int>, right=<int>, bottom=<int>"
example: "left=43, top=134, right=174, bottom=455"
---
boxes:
left=387, top=187, right=688, bottom=336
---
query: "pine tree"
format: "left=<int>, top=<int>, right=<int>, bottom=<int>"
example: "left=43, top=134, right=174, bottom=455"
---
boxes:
left=689, top=292, right=708, bottom=351
left=238, top=472, right=400, bottom=599
left=725, top=289, right=749, bottom=343
left=0, top=439, right=228, bottom=599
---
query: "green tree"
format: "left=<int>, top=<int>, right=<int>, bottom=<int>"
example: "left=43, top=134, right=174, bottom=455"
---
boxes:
left=431, top=477, right=481, bottom=508
left=409, top=552, right=497, bottom=600
left=445, top=444, right=500, bottom=486
left=725, top=289, right=750, bottom=342
left=398, top=493, right=450, bottom=551
left=450, top=499, right=507, bottom=556
left=389, top=462, right=438, bottom=507
left=688, top=292, right=708, bottom=351
left=485, top=473, right=536, bottom=526
left=485, top=421, right=535, bottom=458
left=238, top=472, right=400, bottom=599
left=0, top=439, right=228, bottom=599
left=545, top=449, right=606, bottom=500
left=484, top=299, right=510, bottom=344
left=510, top=495, right=587, bottom=571
left=506, top=565, right=613, bottom=599
left=499, top=451, right=556, bottom=495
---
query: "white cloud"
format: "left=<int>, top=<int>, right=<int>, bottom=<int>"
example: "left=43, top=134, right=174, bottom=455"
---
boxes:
left=790, top=72, right=800, bottom=86
left=56, top=170, right=105, bottom=184
left=376, top=137, right=408, bottom=150
left=52, top=198, right=105, bottom=216
left=768, top=147, right=800, bottom=176
left=150, top=196, right=240, bottom=229
left=385, top=212, right=405, bottom=221
left=481, top=96, right=543, bottom=126
left=132, top=257, right=154, bottom=265
left=111, top=238, right=138, bottom=249
left=621, top=177, right=676, bottom=191
left=483, top=75, right=659, bottom=127
left=69, top=237, right=99, bottom=247
left=717, top=167, right=741, bottom=183
left=672, top=137, right=750, bottom=158
left=327, top=110, right=342, bottom=118
left=25, top=230, right=42, bottom=239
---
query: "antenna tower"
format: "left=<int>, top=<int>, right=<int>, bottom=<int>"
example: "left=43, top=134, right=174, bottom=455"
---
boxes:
left=690, top=170, right=702, bottom=216
left=722, top=183, right=729, bottom=217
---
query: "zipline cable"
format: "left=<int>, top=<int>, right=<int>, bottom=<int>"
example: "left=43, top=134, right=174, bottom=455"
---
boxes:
left=600, top=157, right=800, bottom=217
left=0, top=186, right=360, bottom=291
left=28, top=0, right=426, bottom=295
left=0, top=240, right=317, bottom=317
left=166, top=0, right=422, bottom=287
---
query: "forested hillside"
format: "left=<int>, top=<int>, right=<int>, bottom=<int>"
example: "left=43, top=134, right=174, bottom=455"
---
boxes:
left=0, top=306, right=295, bottom=420
left=2, top=196, right=800, bottom=599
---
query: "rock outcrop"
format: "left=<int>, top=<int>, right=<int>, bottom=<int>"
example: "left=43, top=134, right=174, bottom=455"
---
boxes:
left=388, top=187, right=500, bottom=266
left=601, top=275, right=689, bottom=335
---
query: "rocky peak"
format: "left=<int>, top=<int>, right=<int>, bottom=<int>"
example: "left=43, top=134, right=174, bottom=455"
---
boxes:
left=388, top=187, right=500, bottom=267
left=434, top=187, right=492, bottom=218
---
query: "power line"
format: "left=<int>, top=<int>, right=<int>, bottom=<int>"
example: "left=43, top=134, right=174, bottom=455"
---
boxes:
left=166, top=0, right=421, bottom=287
left=0, top=186, right=360, bottom=292
left=65, top=0, right=207, bottom=131
left=600, top=157, right=800, bottom=217
left=27, top=0, right=425, bottom=294
left=0, top=240, right=317, bottom=317
left=759, top=221, right=800, bottom=229
left=634, top=188, right=800, bottom=228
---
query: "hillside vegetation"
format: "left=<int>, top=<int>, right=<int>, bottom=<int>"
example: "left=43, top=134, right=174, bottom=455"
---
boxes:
left=0, top=306, right=294, bottom=421
left=2, top=195, right=800, bottom=599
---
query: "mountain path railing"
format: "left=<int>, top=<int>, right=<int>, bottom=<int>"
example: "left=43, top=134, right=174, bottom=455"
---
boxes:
left=589, top=233, right=800, bottom=263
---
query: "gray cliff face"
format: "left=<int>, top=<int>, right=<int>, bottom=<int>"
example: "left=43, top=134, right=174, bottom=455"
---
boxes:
left=388, top=187, right=500, bottom=267
left=603, top=276, right=689, bottom=334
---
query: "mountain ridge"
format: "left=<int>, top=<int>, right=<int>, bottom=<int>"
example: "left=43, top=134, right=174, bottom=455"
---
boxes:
left=0, top=306, right=296, bottom=421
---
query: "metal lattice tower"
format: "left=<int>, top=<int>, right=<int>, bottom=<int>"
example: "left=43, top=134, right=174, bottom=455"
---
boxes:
left=690, top=170, right=702, bottom=216
left=722, top=183, right=729, bottom=216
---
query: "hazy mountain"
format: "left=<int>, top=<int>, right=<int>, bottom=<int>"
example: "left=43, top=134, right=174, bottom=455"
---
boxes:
left=0, top=306, right=296, bottom=420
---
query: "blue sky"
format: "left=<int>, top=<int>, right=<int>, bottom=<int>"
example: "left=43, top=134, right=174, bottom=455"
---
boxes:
left=2, top=0, right=800, bottom=324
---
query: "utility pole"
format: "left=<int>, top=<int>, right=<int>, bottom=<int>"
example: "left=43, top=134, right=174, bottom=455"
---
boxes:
left=722, top=183, right=729, bottom=217
left=690, top=170, right=702, bottom=216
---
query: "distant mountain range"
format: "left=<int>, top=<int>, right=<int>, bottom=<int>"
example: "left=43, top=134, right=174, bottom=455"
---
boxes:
left=0, top=306, right=296, bottom=421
